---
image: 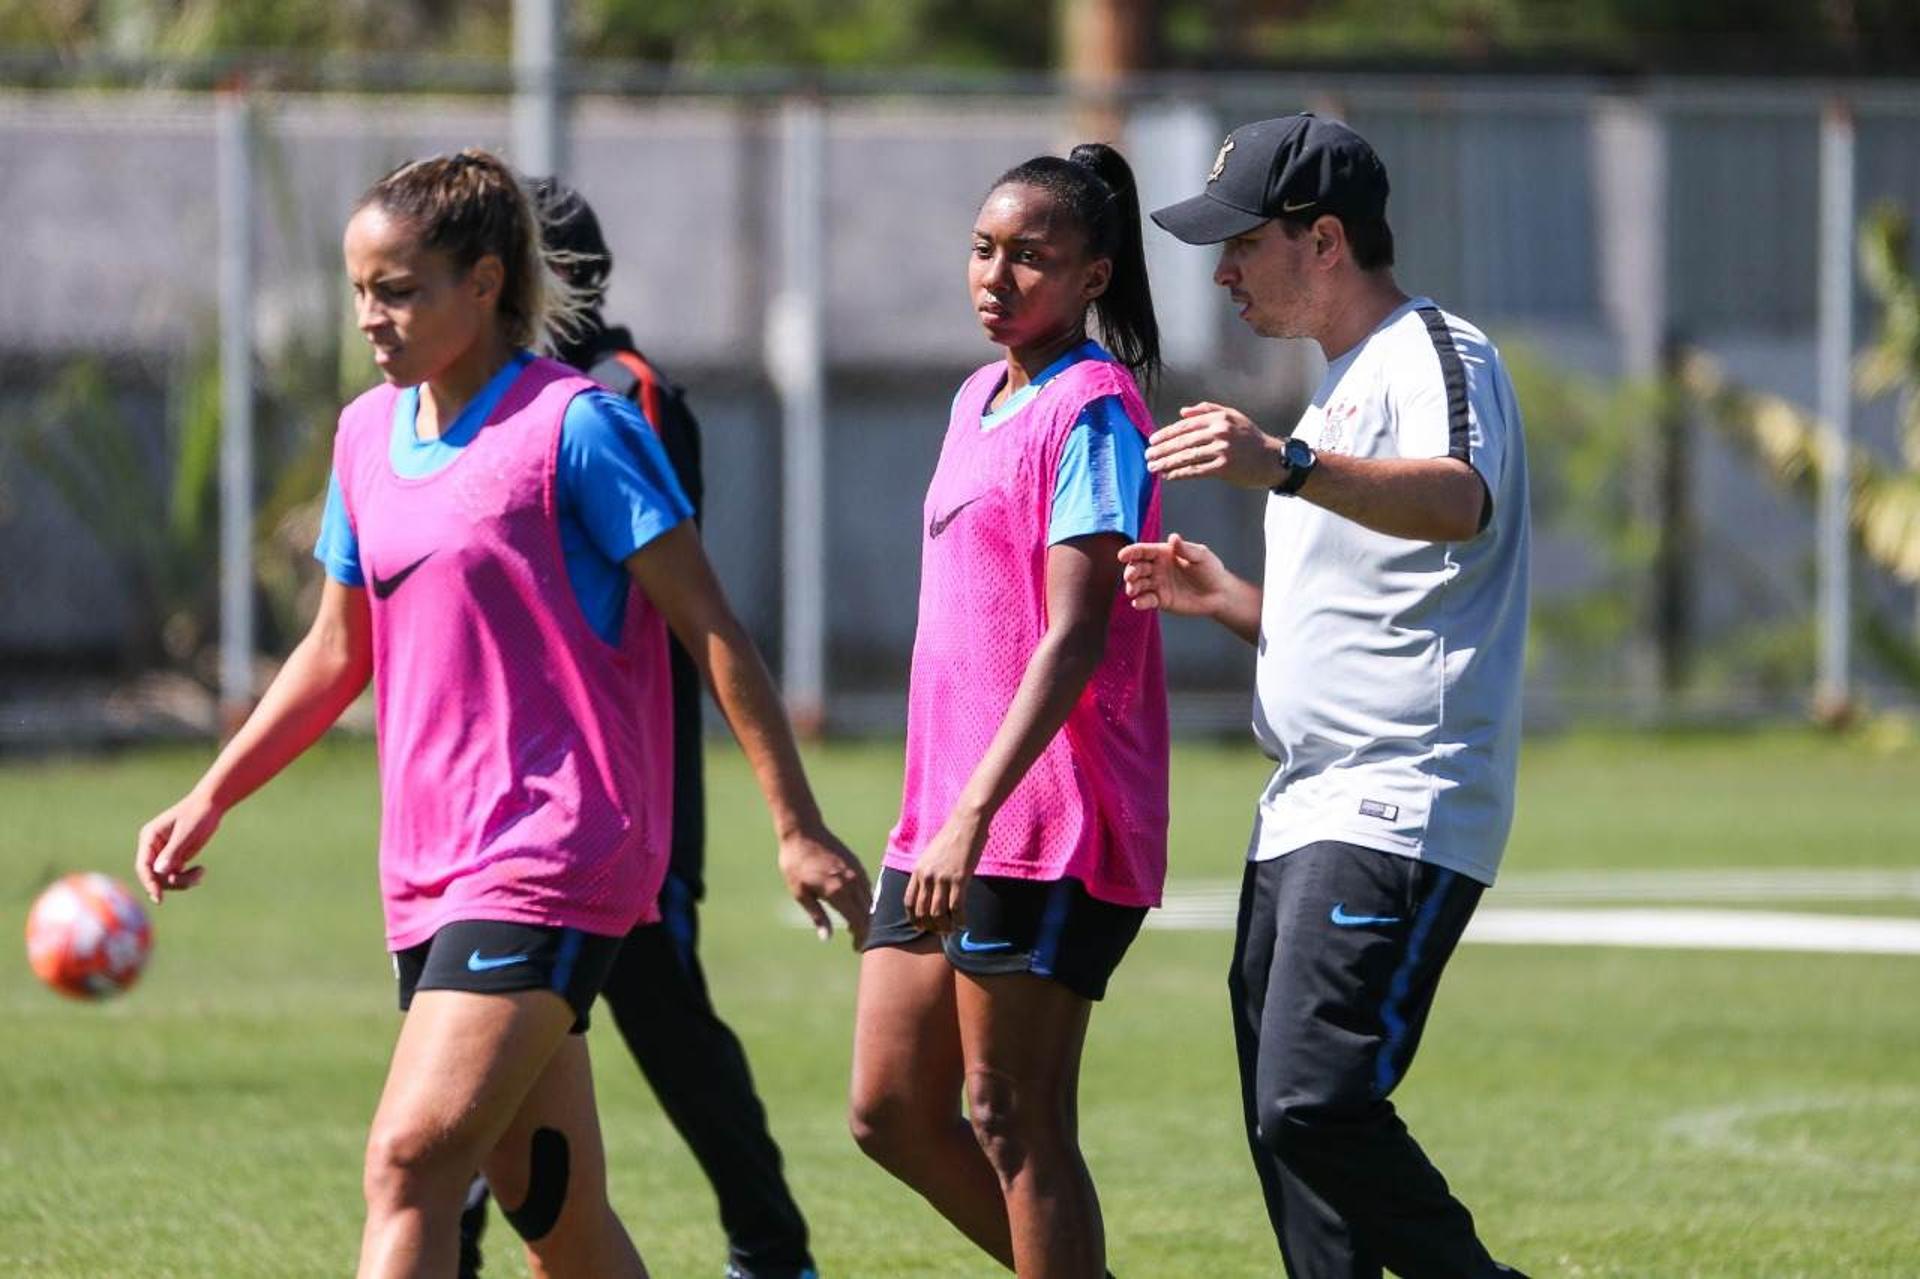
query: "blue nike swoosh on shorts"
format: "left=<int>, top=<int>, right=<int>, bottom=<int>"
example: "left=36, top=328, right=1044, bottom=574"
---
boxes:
left=956, top=932, right=1015, bottom=953
left=466, top=949, right=534, bottom=972
left=1329, top=903, right=1403, bottom=928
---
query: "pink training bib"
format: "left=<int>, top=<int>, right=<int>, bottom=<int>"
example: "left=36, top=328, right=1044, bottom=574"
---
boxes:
left=331, top=356, right=674, bottom=949
left=885, top=356, right=1171, bottom=907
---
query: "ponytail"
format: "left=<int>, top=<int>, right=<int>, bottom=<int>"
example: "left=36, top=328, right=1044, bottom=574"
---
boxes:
left=354, top=148, right=593, bottom=352
left=989, top=142, right=1163, bottom=388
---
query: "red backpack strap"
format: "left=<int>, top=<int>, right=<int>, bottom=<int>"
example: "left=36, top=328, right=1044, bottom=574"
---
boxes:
left=609, top=350, right=663, bottom=437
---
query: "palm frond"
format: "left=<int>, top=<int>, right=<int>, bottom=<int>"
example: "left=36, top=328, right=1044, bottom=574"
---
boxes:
left=1683, top=351, right=1920, bottom=586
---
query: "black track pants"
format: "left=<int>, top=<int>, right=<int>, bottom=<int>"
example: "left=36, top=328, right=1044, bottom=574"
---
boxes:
left=602, top=876, right=814, bottom=1275
left=1229, top=842, right=1514, bottom=1279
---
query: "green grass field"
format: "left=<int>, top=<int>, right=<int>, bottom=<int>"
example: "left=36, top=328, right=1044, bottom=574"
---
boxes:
left=3, top=730, right=1918, bottom=1277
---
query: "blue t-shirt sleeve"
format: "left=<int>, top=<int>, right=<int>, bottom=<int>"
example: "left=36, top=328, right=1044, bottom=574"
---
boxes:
left=313, top=470, right=365, bottom=587
left=1047, top=395, right=1151, bottom=545
left=558, top=389, right=695, bottom=564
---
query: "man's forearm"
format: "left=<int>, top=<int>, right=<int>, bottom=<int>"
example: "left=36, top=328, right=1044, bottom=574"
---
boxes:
left=1293, top=451, right=1486, bottom=543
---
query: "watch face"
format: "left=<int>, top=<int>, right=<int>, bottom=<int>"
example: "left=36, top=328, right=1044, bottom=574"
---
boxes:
left=1273, top=435, right=1315, bottom=495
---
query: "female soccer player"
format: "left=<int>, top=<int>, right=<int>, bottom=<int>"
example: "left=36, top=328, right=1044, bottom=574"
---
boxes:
left=134, top=149, right=870, bottom=1279
left=847, top=143, right=1169, bottom=1278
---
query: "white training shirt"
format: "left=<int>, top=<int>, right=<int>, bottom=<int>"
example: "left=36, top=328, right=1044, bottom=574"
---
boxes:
left=1249, top=296, right=1530, bottom=886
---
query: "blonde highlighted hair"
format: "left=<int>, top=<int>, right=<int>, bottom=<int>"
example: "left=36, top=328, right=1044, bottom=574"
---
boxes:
left=354, top=148, right=593, bottom=351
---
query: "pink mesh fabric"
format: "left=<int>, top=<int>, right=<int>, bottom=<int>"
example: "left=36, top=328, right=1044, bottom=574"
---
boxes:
left=885, top=357, right=1170, bottom=907
left=332, top=357, right=673, bottom=948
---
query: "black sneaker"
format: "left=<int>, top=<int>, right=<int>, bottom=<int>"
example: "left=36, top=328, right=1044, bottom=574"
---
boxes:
left=723, top=1265, right=818, bottom=1279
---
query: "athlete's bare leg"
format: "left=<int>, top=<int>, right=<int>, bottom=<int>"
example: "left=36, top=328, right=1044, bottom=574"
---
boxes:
left=956, top=971, right=1102, bottom=1279
left=850, top=939, right=1015, bottom=1267
left=357, top=989, right=645, bottom=1279
left=482, top=1032, right=645, bottom=1278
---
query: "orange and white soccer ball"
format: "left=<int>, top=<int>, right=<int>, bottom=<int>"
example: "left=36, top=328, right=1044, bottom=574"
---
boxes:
left=25, top=873, right=153, bottom=1000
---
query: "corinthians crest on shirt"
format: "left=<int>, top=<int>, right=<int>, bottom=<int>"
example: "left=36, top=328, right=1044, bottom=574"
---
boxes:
left=1317, top=400, right=1360, bottom=454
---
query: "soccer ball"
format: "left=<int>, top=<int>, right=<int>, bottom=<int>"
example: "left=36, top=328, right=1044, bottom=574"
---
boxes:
left=25, top=873, right=153, bottom=1000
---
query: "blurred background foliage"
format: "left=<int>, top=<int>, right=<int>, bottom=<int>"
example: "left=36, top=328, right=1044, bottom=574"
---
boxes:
left=1680, top=206, right=1920, bottom=696
left=4, top=0, right=1919, bottom=72
left=4, top=0, right=1918, bottom=715
left=1, top=332, right=343, bottom=687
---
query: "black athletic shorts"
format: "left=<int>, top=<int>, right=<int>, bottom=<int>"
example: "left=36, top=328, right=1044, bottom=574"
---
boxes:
left=863, top=867, right=1146, bottom=1001
left=393, top=920, right=625, bottom=1034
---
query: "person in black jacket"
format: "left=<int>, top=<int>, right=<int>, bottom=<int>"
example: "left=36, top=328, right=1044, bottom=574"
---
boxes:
left=457, top=178, right=818, bottom=1279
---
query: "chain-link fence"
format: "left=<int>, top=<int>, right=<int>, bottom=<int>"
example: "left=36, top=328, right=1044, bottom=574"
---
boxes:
left=3, top=66, right=1918, bottom=738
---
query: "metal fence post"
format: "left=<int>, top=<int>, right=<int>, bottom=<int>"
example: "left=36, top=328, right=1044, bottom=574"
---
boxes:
left=1592, top=92, right=1670, bottom=715
left=767, top=97, right=828, bottom=733
left=512, top=0, right=567, bottom=177
left=1129, top=100, right=1221, bottom=372
left=216, top=88, right=256, bottom=734
left=1815, top=98, right=1856, bottom=722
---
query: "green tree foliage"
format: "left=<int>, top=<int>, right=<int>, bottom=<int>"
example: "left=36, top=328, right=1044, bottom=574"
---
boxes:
left=0, top=0, right=1050, bottom=67
left=1682, top=206, right=1920, bottom=695
left=5, top=0, right=1916, bottom=70
left=0, top=0, right=507, bottom=58
left=1166, top=0, right=1920, bottom=70
left=0, top=333, right=341, bottom=681
left=576, top=0, right=1049, bottom=68
left=3, top=352, right=222, bottom=674
left=1502, top=346, right=1653, bottom=685
left=1685, top=208, right=1920, bottom=590
left=1856, top=204, right=1920, bottom=484
left=1, top=318, right=339, bottom=675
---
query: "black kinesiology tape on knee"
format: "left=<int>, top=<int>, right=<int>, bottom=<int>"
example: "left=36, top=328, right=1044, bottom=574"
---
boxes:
left=502, top=1127, right=571, bottom=1243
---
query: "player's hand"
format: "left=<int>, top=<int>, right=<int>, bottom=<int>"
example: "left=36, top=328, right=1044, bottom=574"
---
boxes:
left=904, top=810, right=988, bottom=935
left=1119, top=533, right=1232, bottom=619
left=778, top=825, right=873, bottom=949
left=135, top=791, right=221, bottom=903
left=1145, top=402, right=1284, bottom=488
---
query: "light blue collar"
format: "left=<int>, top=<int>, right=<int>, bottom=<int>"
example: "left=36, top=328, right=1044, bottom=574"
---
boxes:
left=389, top=350, right=535, bottom=477
left=981, top=338, right=1111, bottom=432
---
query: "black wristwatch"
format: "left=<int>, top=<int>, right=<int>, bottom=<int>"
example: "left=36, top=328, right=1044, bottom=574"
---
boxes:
left=1271, top=435, right=1317, bottom=496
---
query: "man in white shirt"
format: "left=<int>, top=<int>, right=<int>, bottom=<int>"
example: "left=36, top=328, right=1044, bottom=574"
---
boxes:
left=1124, top=114, right=1530, bottom=1278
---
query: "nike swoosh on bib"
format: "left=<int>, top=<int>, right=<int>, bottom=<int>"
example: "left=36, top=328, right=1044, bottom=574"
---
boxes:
left=1329, top=903, right=1402, bottom=928
left=466, top=949, right=534, bottom=972
left=371, top=551, right=436, bottom=600
left=956, top=932, right=1014, bottom=953
left=929, top=496, right=984, bottom=539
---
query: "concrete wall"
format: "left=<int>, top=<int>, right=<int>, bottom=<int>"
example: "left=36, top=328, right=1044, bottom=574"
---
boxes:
left=4, top=79, right=1918, bottom=713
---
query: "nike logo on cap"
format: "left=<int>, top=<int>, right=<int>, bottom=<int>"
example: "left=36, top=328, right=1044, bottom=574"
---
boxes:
left=370, top=551, right=435, bottom=600
left=929, top=496, right=984, bottom=539
left=1281, top=199, right=1317, bottom=213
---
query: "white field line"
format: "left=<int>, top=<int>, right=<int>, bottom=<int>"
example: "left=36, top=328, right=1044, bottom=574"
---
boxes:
left=1145, top=868, right=1920, bottom=953
left=1462, top=908, right=1920, bottom=954
left=794, top=869, right=1920, bottom=953
left=1476, top=867, right=1920, bottom=903
left=1154, top=867, right=1920, bottom=917
left=1148, top=903, right=1920, bottom=954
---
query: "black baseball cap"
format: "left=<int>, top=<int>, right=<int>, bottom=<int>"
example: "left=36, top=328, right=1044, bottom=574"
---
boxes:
left=1150, top=113, right=1390, bottom=246
left=530, top=176, right=612, bottom=303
